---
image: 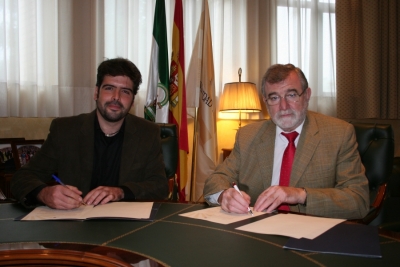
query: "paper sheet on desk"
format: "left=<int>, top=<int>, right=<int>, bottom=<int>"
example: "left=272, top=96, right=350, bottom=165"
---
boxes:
left=21, top=202, right=154, bottom=221
left=179, top=206, right=265, bottom=225
left=236, top=214, right=345, bottom=239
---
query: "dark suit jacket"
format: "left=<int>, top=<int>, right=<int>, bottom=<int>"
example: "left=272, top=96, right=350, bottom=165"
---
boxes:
left=11, top=110, right=168, bottom=207
left=204, top=111, right=370, bottom=219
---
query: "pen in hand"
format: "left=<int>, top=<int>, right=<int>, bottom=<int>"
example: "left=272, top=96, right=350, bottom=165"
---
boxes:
left=52, top=174, right=86, bottom=206
left=232, top=182, right=254, bottom=216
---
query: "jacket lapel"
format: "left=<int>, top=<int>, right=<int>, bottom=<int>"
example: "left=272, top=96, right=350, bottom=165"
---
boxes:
left=290, top=112, right=321, bottom=186
left=256, top=121, right=276, bottom=188
left=79, top=111, right=96, bottom=191
left=119, top=115, right=138, bottom=179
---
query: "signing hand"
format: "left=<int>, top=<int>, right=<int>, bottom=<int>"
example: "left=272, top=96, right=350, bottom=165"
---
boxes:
left=83, top=186, right=124, bottom=206
left=37, top=185, right=83, bottom=210
left=218, top=188, right=251, bottom=214
left=253, top=186, right=306, bottom=213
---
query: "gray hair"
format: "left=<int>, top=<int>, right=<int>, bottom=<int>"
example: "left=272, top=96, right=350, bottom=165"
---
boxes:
left=260, top=64, right=308, bottom=98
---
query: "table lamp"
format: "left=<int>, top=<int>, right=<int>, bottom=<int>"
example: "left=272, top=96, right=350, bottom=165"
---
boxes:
left=219, top=68, right=262, bottom=128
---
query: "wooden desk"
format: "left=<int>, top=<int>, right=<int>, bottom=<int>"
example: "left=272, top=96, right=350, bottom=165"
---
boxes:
left=222, top=148, right=232, bottom=160
left=1, top=202, right=399, bottom=266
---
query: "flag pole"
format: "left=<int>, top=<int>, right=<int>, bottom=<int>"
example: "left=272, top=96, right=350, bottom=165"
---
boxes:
left=189, top=106, right=198, bottom=202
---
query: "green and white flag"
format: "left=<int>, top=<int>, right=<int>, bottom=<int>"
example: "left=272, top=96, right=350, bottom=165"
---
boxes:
left=144, top=0, right=169, bottom=122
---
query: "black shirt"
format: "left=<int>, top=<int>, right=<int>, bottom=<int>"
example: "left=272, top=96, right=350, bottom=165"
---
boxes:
left=91, top=115, right=135, bottom=200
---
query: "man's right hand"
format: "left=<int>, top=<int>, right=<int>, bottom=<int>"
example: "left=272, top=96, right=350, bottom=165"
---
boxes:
left=218, top=188, right=251, bottom=214
left=37, top=185, right=83, bottom=210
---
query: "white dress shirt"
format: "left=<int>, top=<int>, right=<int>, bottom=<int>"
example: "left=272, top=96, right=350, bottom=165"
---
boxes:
left=271, top=122, right=304, bottom=185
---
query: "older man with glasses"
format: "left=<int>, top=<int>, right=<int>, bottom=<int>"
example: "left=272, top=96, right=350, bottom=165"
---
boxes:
left=204, top=64, right=369, bottom=220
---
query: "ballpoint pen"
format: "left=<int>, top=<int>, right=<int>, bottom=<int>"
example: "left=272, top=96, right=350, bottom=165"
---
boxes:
left=52, top=174, right=86, bottom=205
left=232, top=182, right=254, bottom=216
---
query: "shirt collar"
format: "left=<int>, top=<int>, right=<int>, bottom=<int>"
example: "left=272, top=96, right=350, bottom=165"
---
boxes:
left=276, top=119, right=305, bottom=138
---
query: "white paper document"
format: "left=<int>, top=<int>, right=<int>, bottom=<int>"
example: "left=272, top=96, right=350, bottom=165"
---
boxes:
left=21, top=202, right=154, bottom=221
left=236, top=213, right=345, bottom=239
left=179, top=206, right=265, bottom=225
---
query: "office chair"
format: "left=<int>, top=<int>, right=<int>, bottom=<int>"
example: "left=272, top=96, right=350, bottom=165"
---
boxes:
left=157, top=123, right=179, bottom=201
left=378, top=157, right=400, bottom=232
left=350, top=123, right=394, bottom=225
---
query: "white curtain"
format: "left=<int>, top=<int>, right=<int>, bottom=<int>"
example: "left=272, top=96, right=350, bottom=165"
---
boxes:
left=0, top=0, right=102, bottom=117
left=271, top=0, right=337, bottom=116
left=0, top=0, right=336, bottom=118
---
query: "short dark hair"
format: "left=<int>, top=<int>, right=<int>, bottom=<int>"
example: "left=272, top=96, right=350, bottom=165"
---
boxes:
left=260, top=64, right=308, bottom=98
left=96, top=58, right=142, bottom=95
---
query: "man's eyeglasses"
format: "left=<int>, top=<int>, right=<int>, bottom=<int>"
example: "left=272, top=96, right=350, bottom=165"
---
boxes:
left=265, top=89, right=307, bottom=106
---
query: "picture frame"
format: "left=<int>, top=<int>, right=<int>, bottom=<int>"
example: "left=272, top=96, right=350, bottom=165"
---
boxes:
left=0, top=138, right=25, bottom=174
left=13, top=140, right=44, bottom=169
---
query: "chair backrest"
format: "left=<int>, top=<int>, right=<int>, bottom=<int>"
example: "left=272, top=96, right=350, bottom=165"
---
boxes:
left=157, top=123, right=178, bottom=179
left=350, top=123, right=395, bottom=205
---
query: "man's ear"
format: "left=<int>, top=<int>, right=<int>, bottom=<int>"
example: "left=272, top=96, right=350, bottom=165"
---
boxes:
left=94, top=87, right=99, bottom=100
left=128, top=96, right=135, bottom=109
left=305, top=87, right=312, bottom=101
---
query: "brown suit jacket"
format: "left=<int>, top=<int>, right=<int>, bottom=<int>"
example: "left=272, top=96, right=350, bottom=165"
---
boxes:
left=11, top=110, right=168, bottom=207
left=204, top=111, right=370, bottom=219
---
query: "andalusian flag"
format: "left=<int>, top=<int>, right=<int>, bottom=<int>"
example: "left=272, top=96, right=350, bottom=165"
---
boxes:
left=169, top=0, right=189, bottom=202
left=186, top=0, right=218, bottom=201
left=144, top=0, right=169, bottom=123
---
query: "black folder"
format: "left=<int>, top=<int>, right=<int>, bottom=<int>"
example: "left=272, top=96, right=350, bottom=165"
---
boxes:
left=283, top=223, right=382, bottom=258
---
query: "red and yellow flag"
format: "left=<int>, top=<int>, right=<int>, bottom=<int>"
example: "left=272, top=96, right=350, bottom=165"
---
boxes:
left=169, top=0, right=188, bottom=202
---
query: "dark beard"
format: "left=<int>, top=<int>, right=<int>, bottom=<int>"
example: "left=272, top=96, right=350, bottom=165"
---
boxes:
left=96, top=100, right=128, bottom=122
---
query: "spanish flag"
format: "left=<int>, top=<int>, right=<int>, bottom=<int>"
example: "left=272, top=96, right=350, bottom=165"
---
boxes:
left=169, top=0, right=189, bottom=202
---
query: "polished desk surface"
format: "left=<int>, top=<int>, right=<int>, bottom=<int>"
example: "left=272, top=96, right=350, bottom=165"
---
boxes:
left=0, top=202, right=399, bottom=267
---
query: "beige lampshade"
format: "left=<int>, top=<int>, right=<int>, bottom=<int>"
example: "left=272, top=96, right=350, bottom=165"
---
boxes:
left=219, top=82, right=262, bottom=113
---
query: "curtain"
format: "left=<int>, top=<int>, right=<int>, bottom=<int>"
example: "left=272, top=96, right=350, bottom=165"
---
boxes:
left=270, top=0, right=337, bottom=117
left=336, top=0, right=400, bottom=119
left=0, top=0, right=101, bottom=117
left=0, top=0, right=336, bottom=119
